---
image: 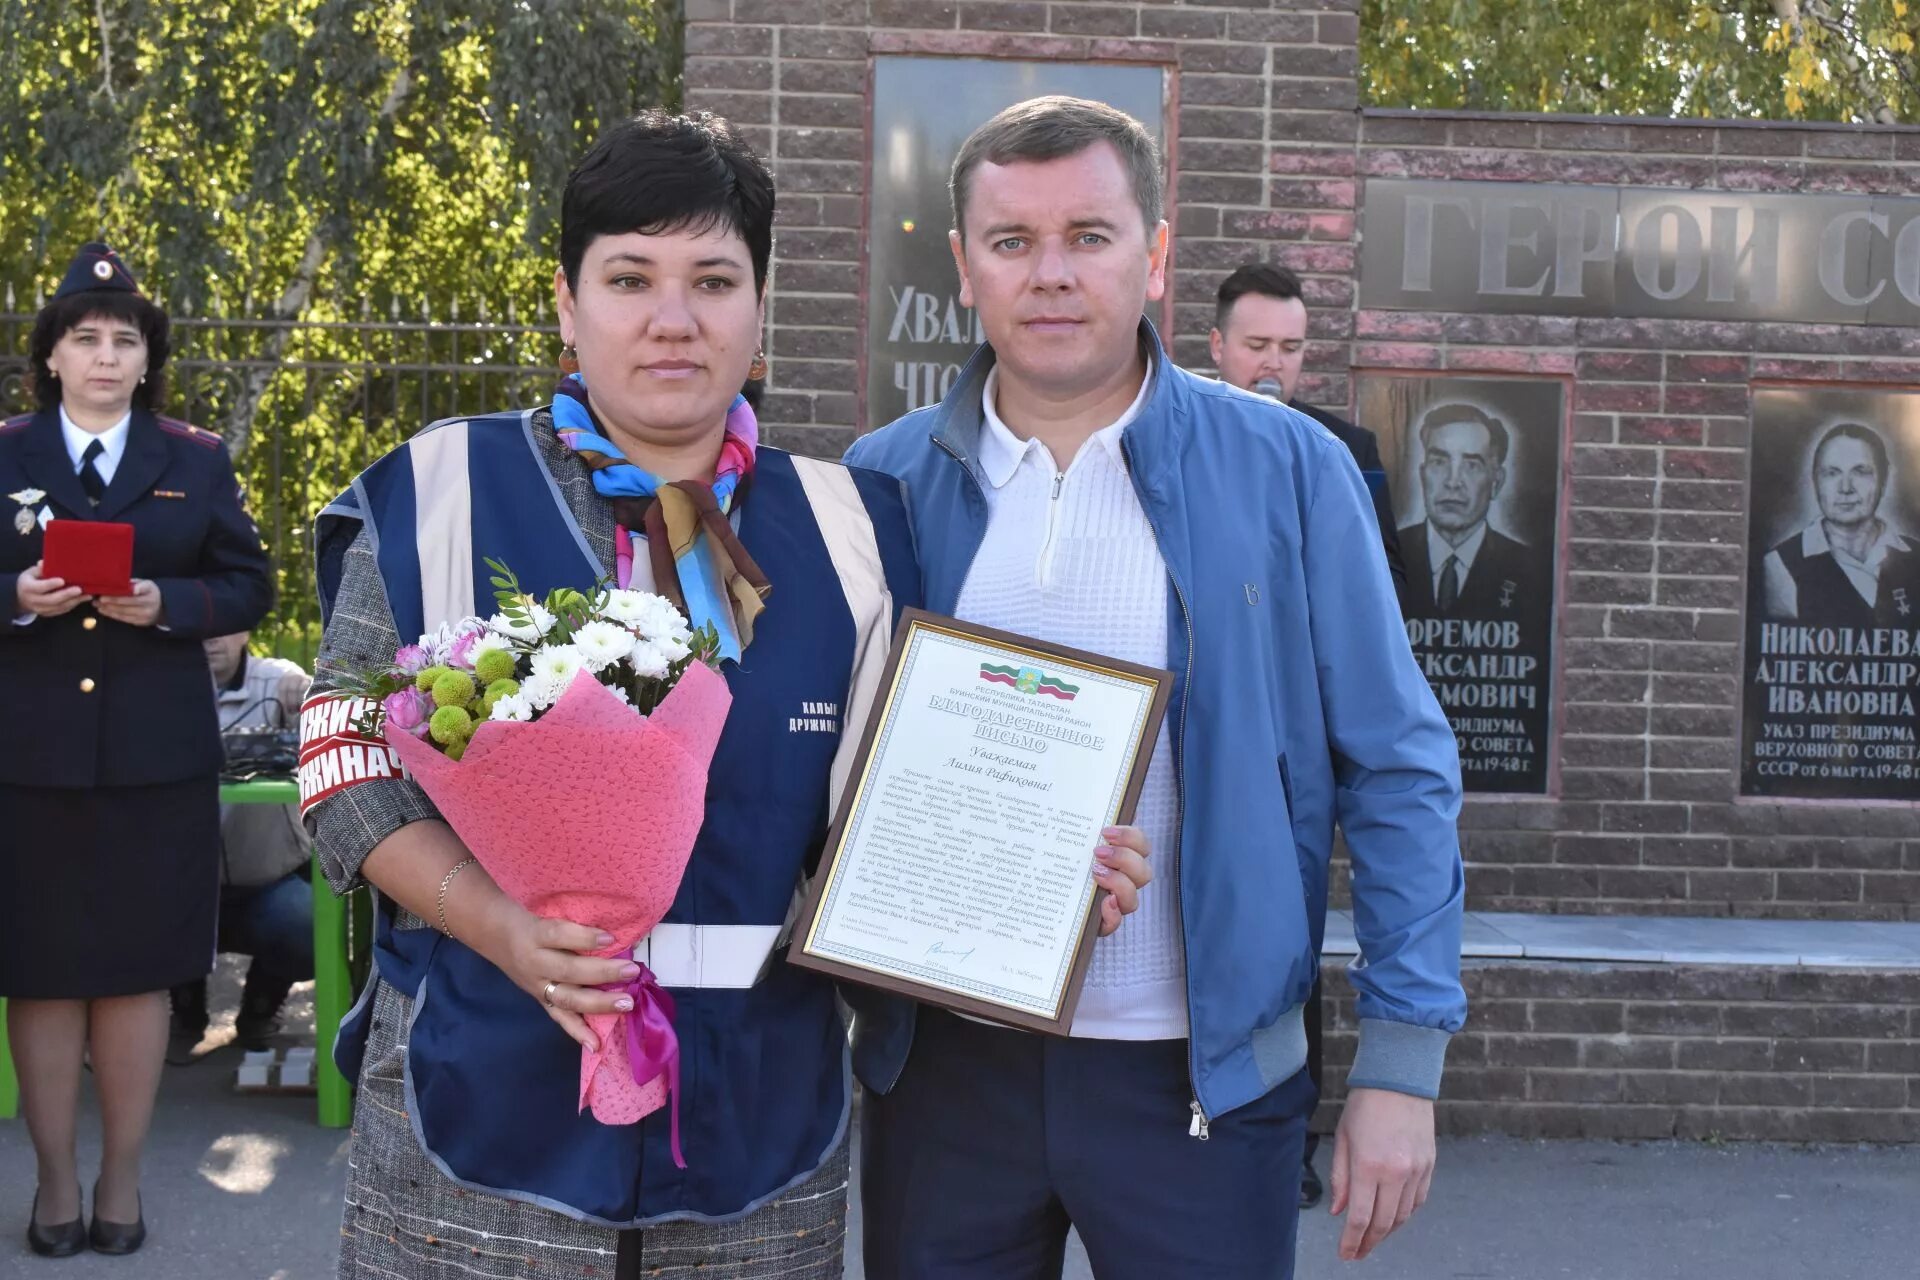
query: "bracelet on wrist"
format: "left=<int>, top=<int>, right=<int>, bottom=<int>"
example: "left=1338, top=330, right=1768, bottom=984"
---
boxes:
left=436, top=856, right=478, bottom=941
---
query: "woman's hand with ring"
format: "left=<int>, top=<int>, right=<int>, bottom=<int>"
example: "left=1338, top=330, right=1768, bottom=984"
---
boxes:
left=482, top=904, right=642, bottom=1051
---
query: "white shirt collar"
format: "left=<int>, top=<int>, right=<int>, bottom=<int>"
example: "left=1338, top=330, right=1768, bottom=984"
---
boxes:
left=1801, top=518, right=1913, bottom=573
left=58, top=405, right=133, bottom=477
left=1428, top=520, right=1489, bottom=586
left=977, top=363, right=1153, bottom=490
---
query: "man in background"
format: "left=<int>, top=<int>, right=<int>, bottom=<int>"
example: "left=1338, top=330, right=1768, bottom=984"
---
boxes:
left=167, top=633, right=315, bottom=1063
left=1210, top=263, right=1405, bottom=591
left=1210, top=262, right=1408, bottom=1209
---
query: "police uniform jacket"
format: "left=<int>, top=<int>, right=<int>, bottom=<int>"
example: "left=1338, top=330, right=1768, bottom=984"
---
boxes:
left=0, top=407, right=274, bottom=789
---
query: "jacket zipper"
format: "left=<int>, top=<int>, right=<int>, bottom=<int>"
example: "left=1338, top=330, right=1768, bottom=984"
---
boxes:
left=1037, top=469, right=1066, bottom=586
left=1125, top=438, right=1204, bottom=1140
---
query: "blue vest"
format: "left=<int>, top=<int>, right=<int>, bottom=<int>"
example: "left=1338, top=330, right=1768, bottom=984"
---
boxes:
left=314, top=411, right=919, bottom=1226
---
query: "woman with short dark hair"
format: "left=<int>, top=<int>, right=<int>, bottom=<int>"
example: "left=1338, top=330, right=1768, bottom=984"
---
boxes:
left=0, top=242, right=273, bottom=1257
left=304, top=110, right=919, bottom=1279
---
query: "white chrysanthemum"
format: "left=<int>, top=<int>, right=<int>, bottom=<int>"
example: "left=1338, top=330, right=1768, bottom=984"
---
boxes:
left=601, top=589, right=655, bottom=626
left=623, top=592, right=692, bottom=643
left=573, top=620, right=634, bottom=672
left=488, top=605, right=557, bottom=643
left=489, top=692, right=534, bottom=722
left=520, top=671, right=563, bottom=711
left=655, top=632, right=692, bottom=663
left=528, top=644, right=586, bottom=697
left=606, top=683, right=634, bottom=707
left=627, top=638, right=670, bottom=680
left=470, top=629, right=514, bottom=659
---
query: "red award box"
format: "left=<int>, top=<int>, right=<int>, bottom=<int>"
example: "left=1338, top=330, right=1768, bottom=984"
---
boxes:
left=42, top=519, right=135, bottom=597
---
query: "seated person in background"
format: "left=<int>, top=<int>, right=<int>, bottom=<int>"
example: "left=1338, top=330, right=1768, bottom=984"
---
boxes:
left=167, top=632, right=316, bottom=1063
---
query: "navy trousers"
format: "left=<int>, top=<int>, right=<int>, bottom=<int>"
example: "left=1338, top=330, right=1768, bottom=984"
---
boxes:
left=861, top=1008, right=1315, bottom=1280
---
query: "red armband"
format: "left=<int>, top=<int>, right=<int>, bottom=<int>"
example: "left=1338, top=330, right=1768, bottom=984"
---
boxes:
left=298, top=694, right=404, bottom=816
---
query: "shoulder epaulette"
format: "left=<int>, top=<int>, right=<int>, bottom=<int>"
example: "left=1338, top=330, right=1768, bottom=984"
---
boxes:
left=157, top=417, right=223, bottom=449
left=0, top=414, right=33, bottom=434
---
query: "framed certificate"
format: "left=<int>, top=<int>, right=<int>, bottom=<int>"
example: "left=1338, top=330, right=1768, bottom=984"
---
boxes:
left=789, top=609, right=1173, bottom=1034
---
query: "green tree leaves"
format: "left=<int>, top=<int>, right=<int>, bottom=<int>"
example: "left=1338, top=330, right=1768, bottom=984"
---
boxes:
left=1364, top=0, right=1920, bottom=123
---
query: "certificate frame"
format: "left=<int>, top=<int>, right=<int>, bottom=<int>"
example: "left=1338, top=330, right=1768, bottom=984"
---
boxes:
left=789, top=608, right=1174, bottom=1034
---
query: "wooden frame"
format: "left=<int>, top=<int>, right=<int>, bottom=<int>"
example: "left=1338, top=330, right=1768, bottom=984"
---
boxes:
left=789, top=609, right=1173, bottom=1034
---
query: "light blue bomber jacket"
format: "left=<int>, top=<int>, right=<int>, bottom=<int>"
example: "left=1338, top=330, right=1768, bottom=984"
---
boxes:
left=845, top=321, right=1468, bottom=1124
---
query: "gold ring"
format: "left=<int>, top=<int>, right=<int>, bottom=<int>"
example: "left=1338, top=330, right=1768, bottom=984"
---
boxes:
left=543, top=981, right=559, bottom=1008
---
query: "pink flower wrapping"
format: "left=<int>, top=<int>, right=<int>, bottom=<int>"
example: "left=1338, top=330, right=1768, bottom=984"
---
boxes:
left=386, top=661, right=731, bottom=1137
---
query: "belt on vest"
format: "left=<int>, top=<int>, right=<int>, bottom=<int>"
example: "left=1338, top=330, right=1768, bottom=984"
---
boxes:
left=635, top=923, right=785, bottom=989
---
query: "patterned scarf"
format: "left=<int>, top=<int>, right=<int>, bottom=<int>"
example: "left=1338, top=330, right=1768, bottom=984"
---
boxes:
left=551, top=375, right=769, bottom=660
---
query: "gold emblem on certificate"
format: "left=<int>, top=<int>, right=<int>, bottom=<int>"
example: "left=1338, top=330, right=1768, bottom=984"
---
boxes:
left=790, top=610, right=1172, bottom=1034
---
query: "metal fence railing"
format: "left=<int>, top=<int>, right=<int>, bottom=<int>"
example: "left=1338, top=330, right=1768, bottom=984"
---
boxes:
left=1, top=305, right=563, bottom=667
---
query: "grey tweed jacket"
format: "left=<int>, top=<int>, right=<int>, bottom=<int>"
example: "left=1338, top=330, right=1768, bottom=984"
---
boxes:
left=304, top=408, right=617, bottom=900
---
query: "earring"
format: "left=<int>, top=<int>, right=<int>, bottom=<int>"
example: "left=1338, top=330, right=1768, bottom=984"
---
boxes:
left=747, top=349, right=768, bottom=381
left=559, top=342, right=579, bottom=376
left=138, top=374, right=146, bottom=385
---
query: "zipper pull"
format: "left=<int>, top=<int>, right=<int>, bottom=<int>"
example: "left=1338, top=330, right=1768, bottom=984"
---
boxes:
left=1188, top=1099, right=1210, bottom=1141
left=1051, top=471, right=1065, bottom=500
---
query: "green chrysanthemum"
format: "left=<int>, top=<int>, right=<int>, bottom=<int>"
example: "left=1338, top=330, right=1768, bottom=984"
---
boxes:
left=431, top=670, right=476, bottom=708
left=475, top=648, right=517, bottom=684
left=415, top=664, right=453, bottom=692
left=429, top=705, right=473, bottom=745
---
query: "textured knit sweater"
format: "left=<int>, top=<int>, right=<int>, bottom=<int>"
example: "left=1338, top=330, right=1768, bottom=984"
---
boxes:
left=954, top=367, right=1186, bottom=1040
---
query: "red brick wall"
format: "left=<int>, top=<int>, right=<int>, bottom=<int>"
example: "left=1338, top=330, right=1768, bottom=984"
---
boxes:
left=684, top=0, right=1364, bottom=455
left=685, top=4, right=1920, bottom=922
left=1342, top=111, right=1920, bottom=924
left=1320, top=964, right=1920, bottom=1143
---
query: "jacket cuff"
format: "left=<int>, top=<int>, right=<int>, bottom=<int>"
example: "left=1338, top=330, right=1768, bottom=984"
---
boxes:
left=1346, top=1017, right=1453, bottom=1100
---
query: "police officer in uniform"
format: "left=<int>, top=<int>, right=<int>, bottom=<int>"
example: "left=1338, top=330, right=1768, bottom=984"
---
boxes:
left=0, top=243, right=272, bottom=1256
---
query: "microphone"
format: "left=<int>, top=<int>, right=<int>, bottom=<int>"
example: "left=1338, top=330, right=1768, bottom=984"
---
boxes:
left=1253, top=378, right=1285, bottom=402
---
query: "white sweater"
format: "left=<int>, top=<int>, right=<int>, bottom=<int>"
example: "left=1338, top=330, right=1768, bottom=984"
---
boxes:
left=953, top=368, right=1187, bottom=1041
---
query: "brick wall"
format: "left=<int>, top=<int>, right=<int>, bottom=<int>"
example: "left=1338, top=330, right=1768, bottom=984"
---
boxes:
left=684, top=0, right=1364, bottom=454
left=685, top=5, right=1920, bottom=922
left=1320, top=964, right=1920, bottom=1143
left=1339, top=112, right=1920, bottom=924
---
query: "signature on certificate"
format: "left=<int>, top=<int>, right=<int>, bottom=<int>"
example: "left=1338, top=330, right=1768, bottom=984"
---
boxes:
left=925, top=941, right=977, bottom=966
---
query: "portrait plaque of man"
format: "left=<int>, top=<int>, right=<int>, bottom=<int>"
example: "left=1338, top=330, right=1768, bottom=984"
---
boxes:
left=1360, top=375, right=1566, bottom=793
left=1742, top=388, right=1920, bottom=799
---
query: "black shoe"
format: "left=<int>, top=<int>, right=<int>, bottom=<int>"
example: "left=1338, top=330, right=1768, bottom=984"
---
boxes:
left=1299, top=1162, right=1324, bottom=1210
left=88, top=1182, right=146, bottom=1256
left=26, top=1187, right=87, bottom=1258
left=235, top=973, right=293, bottom=1052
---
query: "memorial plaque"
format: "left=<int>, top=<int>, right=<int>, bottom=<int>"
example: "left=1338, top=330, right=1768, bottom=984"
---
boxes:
left=1360, top=375, right=1567, bottom=793
left=1741, top=387, right=1920, bottom=799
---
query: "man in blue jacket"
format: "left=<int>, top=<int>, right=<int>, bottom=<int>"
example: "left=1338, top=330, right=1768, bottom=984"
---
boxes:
left=846, top=95, right=1467, bottom=1279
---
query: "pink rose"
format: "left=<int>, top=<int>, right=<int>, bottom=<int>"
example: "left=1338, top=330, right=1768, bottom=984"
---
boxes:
left=393, top=644, right=431, bottom=676
left=383, top=687, right=432, bottom=740
left=446, top=630, right=482, bottom=671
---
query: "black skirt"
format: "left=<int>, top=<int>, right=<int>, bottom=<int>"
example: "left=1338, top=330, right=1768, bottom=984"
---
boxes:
left=0, top=777, right=219, bottom=999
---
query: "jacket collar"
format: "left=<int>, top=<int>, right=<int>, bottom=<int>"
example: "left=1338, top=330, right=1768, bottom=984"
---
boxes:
left=927, top=317, right=1185, bottom=489
left=96, top=409, right=168, bottom=519
left=20, top=405, right=168, bottom=520
left=19, top=408, right=93, bottom=518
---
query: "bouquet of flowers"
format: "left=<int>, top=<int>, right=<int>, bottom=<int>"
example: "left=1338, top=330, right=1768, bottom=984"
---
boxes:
left=324, top=561, right=731, bottom=1158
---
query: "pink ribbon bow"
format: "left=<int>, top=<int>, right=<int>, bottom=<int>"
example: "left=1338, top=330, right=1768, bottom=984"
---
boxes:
left=608, top=964, right=685, bottom=1169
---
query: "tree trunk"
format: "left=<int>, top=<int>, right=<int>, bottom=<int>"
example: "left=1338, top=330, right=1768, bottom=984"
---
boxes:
left=222, top=65, right=414, bottom=462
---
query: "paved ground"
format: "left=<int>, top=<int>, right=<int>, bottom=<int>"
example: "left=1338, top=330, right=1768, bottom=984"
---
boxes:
left=4, top=961, right=1916, bottom=1279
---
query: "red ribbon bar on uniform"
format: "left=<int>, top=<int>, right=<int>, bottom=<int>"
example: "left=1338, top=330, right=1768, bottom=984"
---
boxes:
left=297, top=693, right=404, bottom=816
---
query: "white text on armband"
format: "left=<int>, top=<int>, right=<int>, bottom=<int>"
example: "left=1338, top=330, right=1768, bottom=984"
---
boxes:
left=297, top=694, right=403, bottom=816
